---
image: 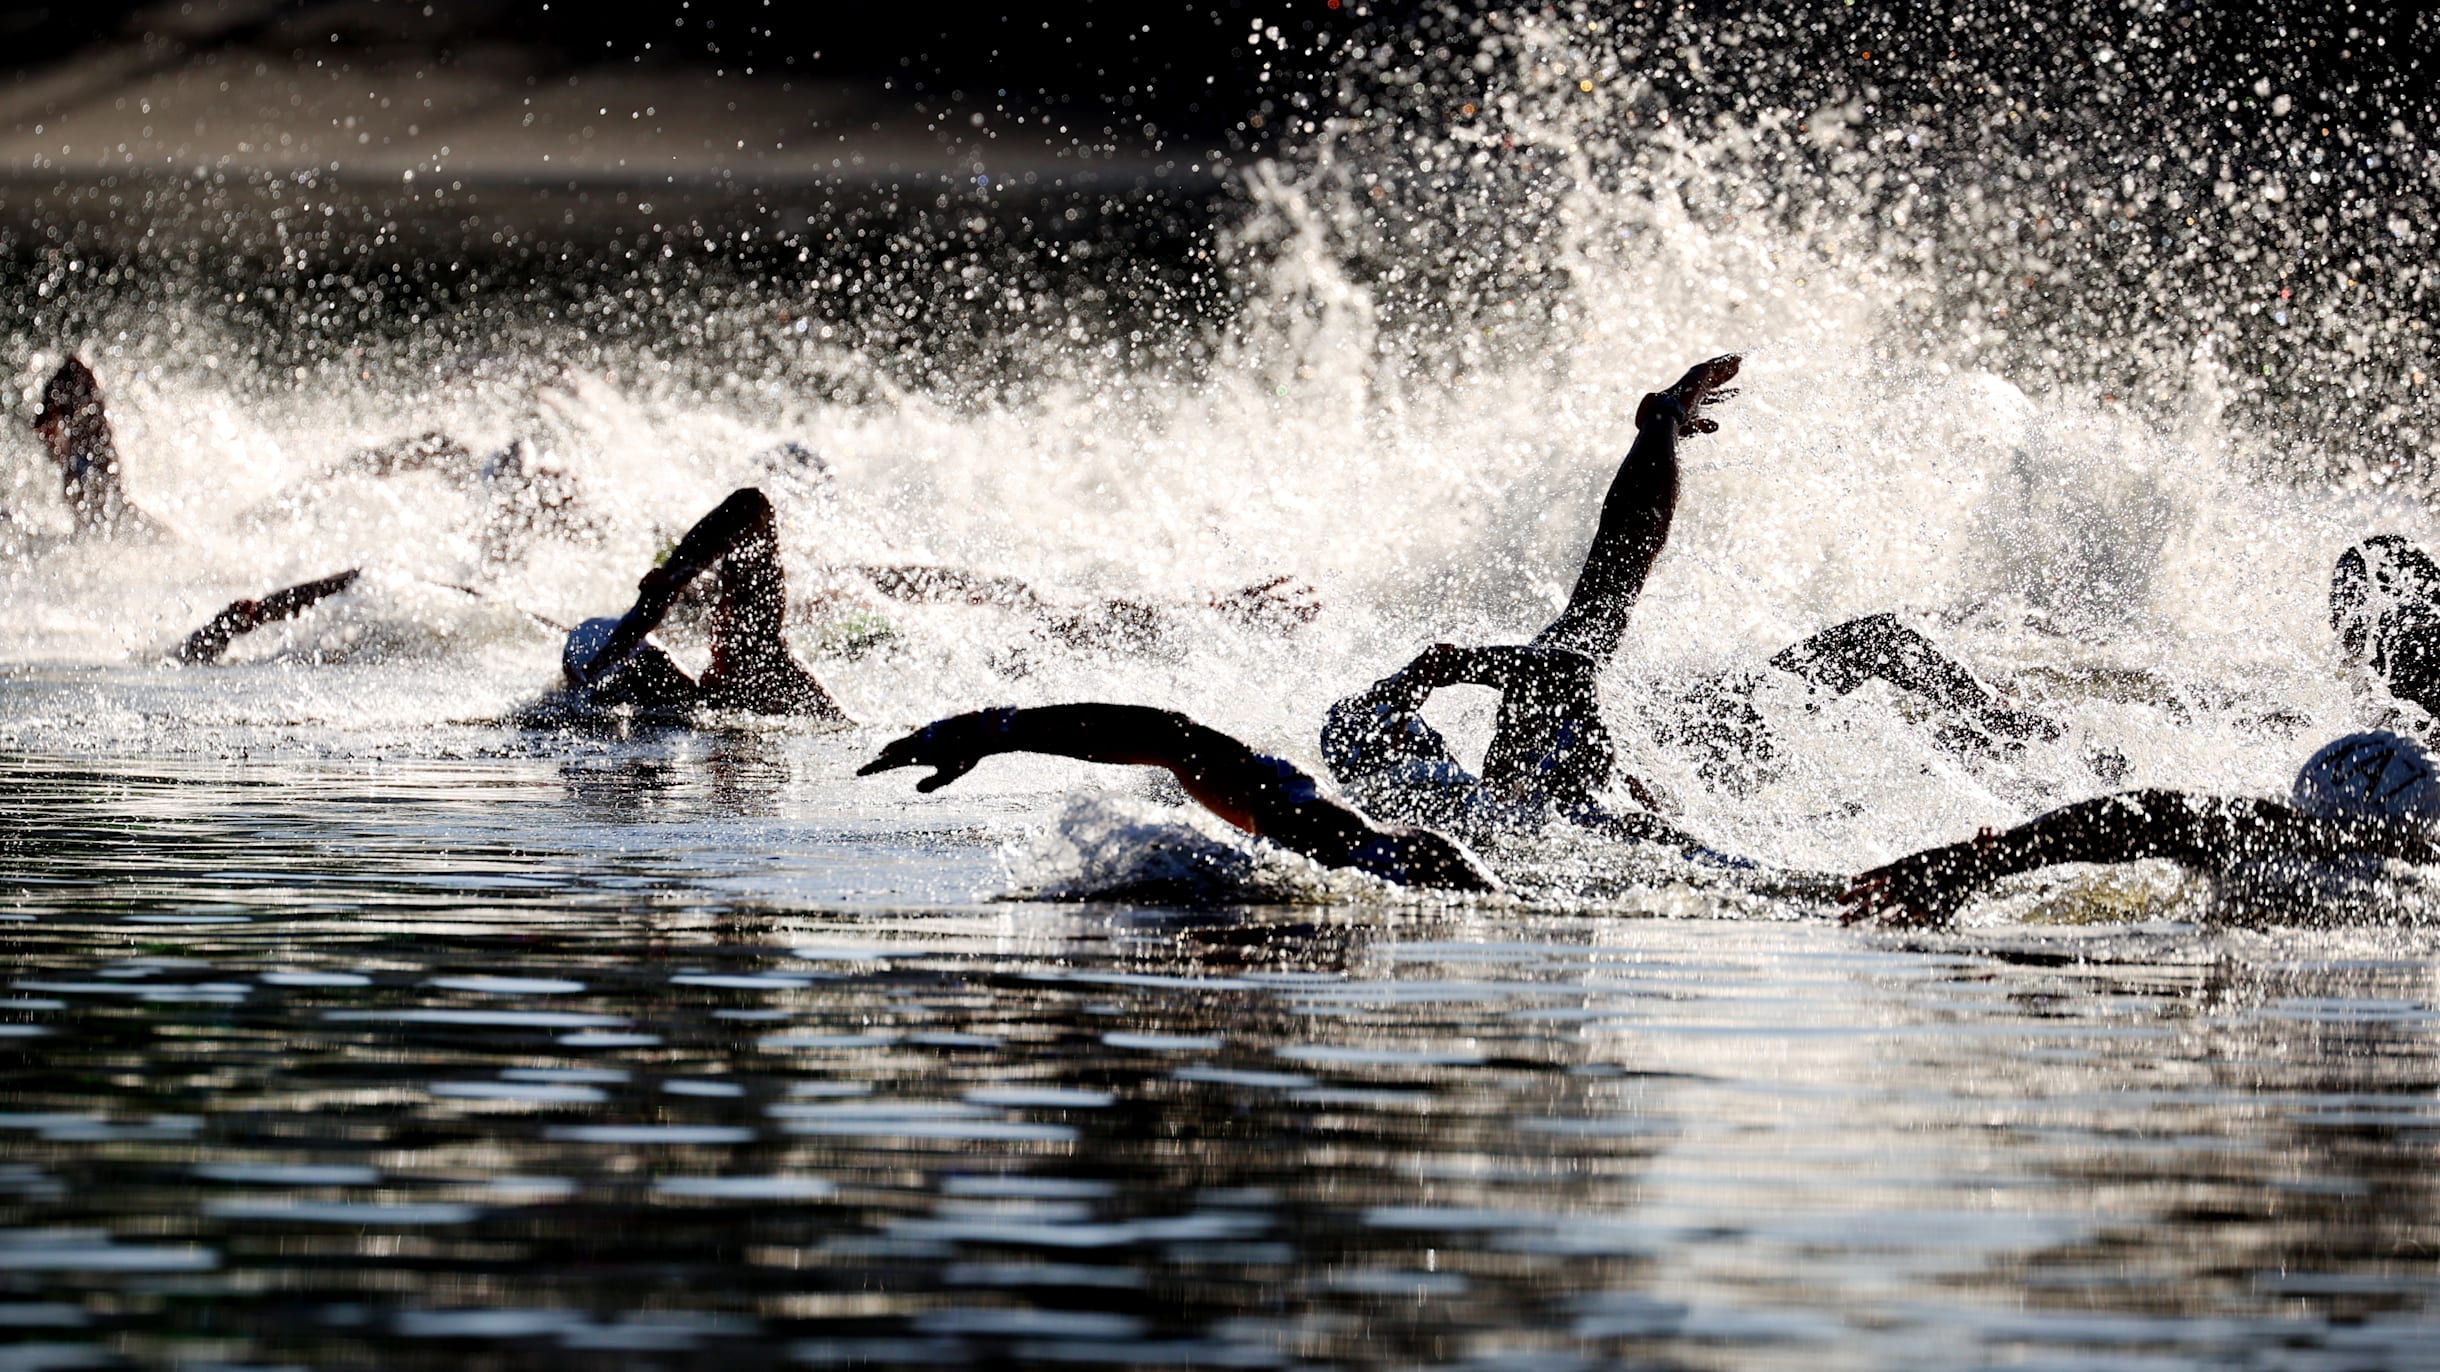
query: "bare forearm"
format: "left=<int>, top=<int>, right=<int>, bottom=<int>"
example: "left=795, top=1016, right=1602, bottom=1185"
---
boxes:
left=1585, top=411, right=1683, bottom=595
left=984, top=704, right=1226, bottom=772
left=874, top=704, right=1316, bottom=841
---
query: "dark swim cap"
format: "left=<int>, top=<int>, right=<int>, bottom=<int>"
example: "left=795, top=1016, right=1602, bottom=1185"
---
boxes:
left=2292, top=730, right=2440, bottom=822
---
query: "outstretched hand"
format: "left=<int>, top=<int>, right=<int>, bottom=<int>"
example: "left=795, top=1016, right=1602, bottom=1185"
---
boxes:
left=1637, top=354, right=1743, bottom=436
left=1838, top=835, right=1986, bottom=928
left=856, top=710, right=1012, bottom=792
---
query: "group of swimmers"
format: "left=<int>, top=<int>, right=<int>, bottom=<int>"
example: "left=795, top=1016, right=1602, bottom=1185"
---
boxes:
left=22, top=352, right=2440, bottom=926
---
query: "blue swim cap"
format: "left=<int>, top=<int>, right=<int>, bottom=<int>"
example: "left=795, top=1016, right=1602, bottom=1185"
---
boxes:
left=2291, top=731, right=2440, bottom=821
left=561, top=617, right=621, bottom=680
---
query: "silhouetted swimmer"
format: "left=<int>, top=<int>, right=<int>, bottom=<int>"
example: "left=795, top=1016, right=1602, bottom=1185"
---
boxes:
left=174, top=568, right=364, bottom=665
left=31, top=357, right=162, bottom=537
left=1664, top=613, right=2068, bottom=794
left=1328, top=355, right=2069, bottom=827
left=859, top=704, right=1501, bottom=891
left=1841, top=731, right=2440, bottom=927
left=2330, top=534, right=2440, bottom=721
left=556, top=487, right=847, bottom=720
left=1323, top=357, right=1742, bottom=841
left=325, top=432, right=597, bottom=570
left=851, top=564, right=1320, bottom=655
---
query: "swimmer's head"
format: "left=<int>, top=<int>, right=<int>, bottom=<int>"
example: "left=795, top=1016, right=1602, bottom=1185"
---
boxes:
left=1356, top=825, right=1502, bottom=892
left=2331, top=536, right=2440, bottom=662
left=561, top=616, right=621, bottom=683
left=35, top=357, right=104, bottom=444
left=2292, top=730, right=2440, bottom=823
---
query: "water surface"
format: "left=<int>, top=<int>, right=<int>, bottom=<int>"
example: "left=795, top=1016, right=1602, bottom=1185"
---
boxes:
left=8, top=703, right=2440, bottom=1371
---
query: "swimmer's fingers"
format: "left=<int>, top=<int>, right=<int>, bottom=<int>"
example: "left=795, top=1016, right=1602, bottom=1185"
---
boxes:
left=1836, top=873, right=1895, bottom=925
left=856, top=728, right=982, bottom=793
left=911, top=758, right=979, bottom=792
left=1840, top=861, right=1951, bottom=927
left=1212, top=575, right=1323, bottom=632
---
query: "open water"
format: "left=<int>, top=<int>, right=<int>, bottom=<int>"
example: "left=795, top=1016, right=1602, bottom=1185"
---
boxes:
left=7, top=694, right=2440, bottom=1370
left=11, top=4, right=2440, bottom=1365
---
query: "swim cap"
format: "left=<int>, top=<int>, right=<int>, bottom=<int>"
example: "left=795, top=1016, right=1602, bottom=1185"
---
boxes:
left=561, top=617, right=621, bottom=680
left=2291, top=730, right=2440, bottom=821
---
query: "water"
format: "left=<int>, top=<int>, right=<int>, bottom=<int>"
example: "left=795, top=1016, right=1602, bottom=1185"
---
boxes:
left=9, top=737, right=2440, bottom=1370
left=12, top=3, right=2440, bottom=1364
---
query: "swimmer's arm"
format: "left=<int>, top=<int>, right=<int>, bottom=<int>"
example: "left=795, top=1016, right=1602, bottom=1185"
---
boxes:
left=174, top=568, right=362, bottom=665
left=330, top=432, right=475, bottom=481
left=1342, top=644, right=1528, bottom=716
left=573, top=488, right=775, bottom=685
left=1841, top=791, right=2440, bottom=927
left=854, top=564, right=1051, bottom=613
left=859, top=703, right=1349, bottom=842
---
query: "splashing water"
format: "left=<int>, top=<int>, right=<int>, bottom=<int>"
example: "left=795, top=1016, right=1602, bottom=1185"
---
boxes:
left=4, top=4, right=2437, bottom=904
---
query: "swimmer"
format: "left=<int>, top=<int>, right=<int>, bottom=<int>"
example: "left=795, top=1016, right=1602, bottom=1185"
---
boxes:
left=858, top=703, right=1500, bottom=891
left=850, top=564, right=1321, bottom=653
left=2329, top=534, right=2440, bottom=721
left=324, top=433, right=598, bottom=570
left=174, top=568, right=364, bottom=665
left=556, top=486, right=847, bottom=720
left=1321, top=358, right=1742, bottom=841
left=1840, top=731, right=2440, bottom=927
left=1663, top=612, right=2067, bottom=794
left=30, top=357, right=162, bottom=537
left=1324, top=356, right=2062, bottom=836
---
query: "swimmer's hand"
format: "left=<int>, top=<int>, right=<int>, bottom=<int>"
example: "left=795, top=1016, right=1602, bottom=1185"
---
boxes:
left=857, top=710, right=1014, bottom=792
left=1636, top=354, right=1743, bottom=436
left=1403, top=642, right=1473, bottom=688
left=1839, top=833, right=1994, bottom=928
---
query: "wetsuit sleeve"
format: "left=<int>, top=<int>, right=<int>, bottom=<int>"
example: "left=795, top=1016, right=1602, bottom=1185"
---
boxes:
left=571, top=488, right=773, bottom=687
left=1318, top=649, right=1520, bottom=786
left=1847, top=790, right=2440, bottom=926
left=174, top=569, right=363, bottom=665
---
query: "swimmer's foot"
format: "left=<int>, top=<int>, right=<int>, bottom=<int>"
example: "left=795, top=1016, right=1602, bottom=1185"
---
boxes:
left=1636, top=354, right=1743, bottom=435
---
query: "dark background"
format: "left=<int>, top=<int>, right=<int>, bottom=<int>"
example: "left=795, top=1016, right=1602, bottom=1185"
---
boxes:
left=3, top=1, right=2436, bottom=463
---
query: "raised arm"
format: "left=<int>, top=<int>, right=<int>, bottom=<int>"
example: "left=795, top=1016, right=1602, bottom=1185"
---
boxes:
left=1841, top=789, right=2440, bottom=927
left=570, top=488, right=775, bottom=687
left=1533, top=355, right=1739, bottom=663
left=860, top=704, right=1499, bottom=890
left=175, top=569, right=362, bottom=665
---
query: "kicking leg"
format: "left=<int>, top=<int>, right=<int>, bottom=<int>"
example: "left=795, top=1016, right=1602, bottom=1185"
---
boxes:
left=1768, top=613, right=2062, bottom=743
left=1533, top=355, right=1739, bottom=664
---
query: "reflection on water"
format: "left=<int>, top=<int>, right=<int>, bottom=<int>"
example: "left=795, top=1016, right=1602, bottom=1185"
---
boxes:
left=8, top=746, right=2440, bottom=1370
